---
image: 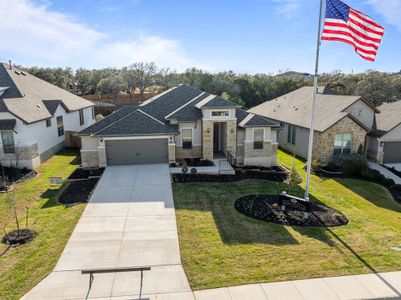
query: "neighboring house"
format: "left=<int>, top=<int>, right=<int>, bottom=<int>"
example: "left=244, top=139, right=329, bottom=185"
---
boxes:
left=78, top=84, right=280, bottom=168
left=0, top=63, right=95, bottom=169
left=367, top=101, right=401, bottom=164
left=249, top=86, right=379, bottom=164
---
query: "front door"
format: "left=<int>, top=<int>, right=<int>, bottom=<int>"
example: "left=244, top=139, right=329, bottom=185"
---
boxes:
left=213, top=123, right=219, bottom=152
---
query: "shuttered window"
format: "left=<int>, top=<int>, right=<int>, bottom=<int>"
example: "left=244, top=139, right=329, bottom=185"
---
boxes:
left=57, top=116, right=64, bottom=137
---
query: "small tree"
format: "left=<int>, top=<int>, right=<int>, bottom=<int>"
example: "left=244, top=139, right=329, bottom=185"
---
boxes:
left=285, top=166, right=302, bottom=195
left=5, top=191, right=20, bottom=236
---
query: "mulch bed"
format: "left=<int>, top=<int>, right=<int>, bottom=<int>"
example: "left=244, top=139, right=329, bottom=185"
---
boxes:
left=2, top=229, right=37, bottom=246
left=59, top=178, right=99, bottom=204
left=172, top=166, right=288, bottom=183
left=170, top=159, right=215, bottom=168
left=235, top=194, right=349, bottom=227
left=67, top=167, right=105, bottom=180
left=0, top=167, right=36, bottom=183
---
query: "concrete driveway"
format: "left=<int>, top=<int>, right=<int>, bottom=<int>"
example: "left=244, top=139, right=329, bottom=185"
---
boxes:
left=23, top=164, right=194, bottom=300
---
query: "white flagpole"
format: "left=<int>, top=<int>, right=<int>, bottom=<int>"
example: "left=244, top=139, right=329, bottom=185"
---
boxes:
left=304, top=0, right=324, bottom=201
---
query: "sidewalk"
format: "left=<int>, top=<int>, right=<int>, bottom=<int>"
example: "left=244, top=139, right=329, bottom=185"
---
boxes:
left=369, top=161, right=401, bottom=184
left=194, top=271, right=401, bottom=300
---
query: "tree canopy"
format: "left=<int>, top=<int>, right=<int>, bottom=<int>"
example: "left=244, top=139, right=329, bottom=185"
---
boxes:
left=23, top=64, right=401, bottom=108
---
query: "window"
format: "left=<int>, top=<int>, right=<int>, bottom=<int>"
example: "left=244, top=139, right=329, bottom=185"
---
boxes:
left=79, top=109, right=84, bottom=126
left=287, top=125, right=296, bottom=145
left=57, top=116, right=64, bottom=137
left=181, top=128, right=192, bottom=149
left=253, top=128, right=264, bottom=150
left=211, top=111, right=229, bottom=117
left=46, top=118, right=51, bottom=127
left=1, top=131, right=15, bottom=153
left=333, top=133, right=352, bottom=156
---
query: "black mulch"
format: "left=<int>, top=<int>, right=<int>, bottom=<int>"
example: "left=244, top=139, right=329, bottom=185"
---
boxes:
left=67, top=168, right=105, bottom=180
left=235, top=194, right=349, bottom=227
left=0, top=167, right=36, bottom=183
left=2, top=229, right=37, bottom=246
left=59, top=178, right=99, bottom=204
left=170, top=159, right=215, bottom=168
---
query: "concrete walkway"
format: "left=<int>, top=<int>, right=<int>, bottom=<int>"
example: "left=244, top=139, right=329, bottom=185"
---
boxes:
left=369, top=161, right=401, bottom=184
left=194, top=272, right=401, bottom=300
left=23, top=164, right=194, bottom=300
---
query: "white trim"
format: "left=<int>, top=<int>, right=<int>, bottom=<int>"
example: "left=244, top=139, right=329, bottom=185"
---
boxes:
left=239, top=114, right=254, bottom=127
left=165, top=92, right=206, bottom=119
left=195, top=95, right=216, bottom=109
left=179, top=127, right=193, bottom=147
left=202, top=117, right=237, bottom=122
left=102, top=135, right=170, bottom=141
left=137, top=109, right=165, bottom=125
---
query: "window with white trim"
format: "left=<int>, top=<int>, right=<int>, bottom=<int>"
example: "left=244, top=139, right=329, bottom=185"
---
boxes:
left=181, top=128, right=192, bottom=149
left=253, top=128, right=264, bottom=150
left=333, top=133, right=352, bottom=156
left=211, top=111, right=229, bottom=117
left=287, top=125, right=296, bottom=145
left=1, top=131, right=15, bottom=153
left=57, top=116, right=64, bottom=137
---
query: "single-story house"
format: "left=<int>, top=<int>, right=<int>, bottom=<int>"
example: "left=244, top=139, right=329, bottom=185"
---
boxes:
left=0, top=62, right=95, bottom=169
left=367, top=101, right=401, bottom=164
left=78, top=84, right=280, bottom=168
left=249, top=86, right=379, bottom=164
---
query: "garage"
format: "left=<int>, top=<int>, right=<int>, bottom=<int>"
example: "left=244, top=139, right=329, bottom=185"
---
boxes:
left=383, top=141, right=401, bottom=164
left=105, top=139, right=168, bottom=165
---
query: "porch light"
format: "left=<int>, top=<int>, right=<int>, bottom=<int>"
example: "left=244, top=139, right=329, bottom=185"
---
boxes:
left=231, top=128, right=234, bottom=133
left=207, top=128, right=211, bottom=133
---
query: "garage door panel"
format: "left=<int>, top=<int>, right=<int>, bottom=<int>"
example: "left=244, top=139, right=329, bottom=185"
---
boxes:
left=106, top=139, right=168, bottom=165
left=383, top=142, right=401, bottom=164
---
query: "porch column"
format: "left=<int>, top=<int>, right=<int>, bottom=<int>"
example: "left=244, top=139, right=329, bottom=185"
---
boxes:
left=226, top=120, right=237, bottom=156
left=202, top=119, right=214, bottom=160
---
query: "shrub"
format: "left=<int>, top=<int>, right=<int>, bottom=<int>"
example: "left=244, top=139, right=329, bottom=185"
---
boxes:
left=362, top=168, right=386, bottom=182
left=330, top=154, right=369, bottom=177
left=391, top=184, right=401, bottom=191
left=382, top=178, right=395, bottom=187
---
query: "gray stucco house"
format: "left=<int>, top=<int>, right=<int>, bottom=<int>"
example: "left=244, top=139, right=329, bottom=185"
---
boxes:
left=249, top=86, right=379, bottom=164
left=78, top=84, right=280, bottom=168
left=367, top=100, right=401, bottom=164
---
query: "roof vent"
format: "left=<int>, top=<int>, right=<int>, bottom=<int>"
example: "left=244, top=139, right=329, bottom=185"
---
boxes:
left=21, top=71, right=26, bottom=76
left=14, top=71, right=21, bottom=75
left=8, top=60, right=11, bottom=70
left=36, top=104, right=41, bottom=109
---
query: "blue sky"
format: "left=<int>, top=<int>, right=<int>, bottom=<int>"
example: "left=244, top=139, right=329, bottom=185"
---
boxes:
left=1, top=0, right=400, bottom=74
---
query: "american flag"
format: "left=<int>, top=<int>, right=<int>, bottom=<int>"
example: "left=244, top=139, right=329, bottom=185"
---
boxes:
left=322, top=0, right=384, bottom=62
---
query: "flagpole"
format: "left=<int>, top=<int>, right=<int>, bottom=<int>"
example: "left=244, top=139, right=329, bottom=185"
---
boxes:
left=304, top=0, right=324, bottom=201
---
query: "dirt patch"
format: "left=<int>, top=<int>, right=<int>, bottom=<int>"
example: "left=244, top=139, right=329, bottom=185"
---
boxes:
left=2, top=229, right=37, bottom=246
left=59, top=178, right=99, bottom=204
left=235, top=194, right=348, bottom=227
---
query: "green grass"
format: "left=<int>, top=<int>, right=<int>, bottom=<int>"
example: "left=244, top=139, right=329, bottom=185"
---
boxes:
left=173, top=149, right=401, bottom=290
left=0, top=149, right=85, bottom=300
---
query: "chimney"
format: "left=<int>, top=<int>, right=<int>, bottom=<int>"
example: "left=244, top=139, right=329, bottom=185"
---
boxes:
left=9, top=60, right=12, bottom=70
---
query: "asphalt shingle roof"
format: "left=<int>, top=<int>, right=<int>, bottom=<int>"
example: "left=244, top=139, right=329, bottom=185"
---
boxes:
left=168, top=92, right=210, bottom=121
left=375, top=101, right=401, bottom=134
left=200, top=95, right=240, bottom=108
left=43, top=100, right=62, bottom=115
left=0, top=119, right=16, bottom=130
left=93, top=110, right=178, bottom=136
left=249, top=86, right=372, bottom=132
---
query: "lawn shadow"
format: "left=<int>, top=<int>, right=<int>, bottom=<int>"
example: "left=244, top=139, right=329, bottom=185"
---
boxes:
left=335, top=178, right=401, bottom=213
left=40, top=184, right=67, bottom=208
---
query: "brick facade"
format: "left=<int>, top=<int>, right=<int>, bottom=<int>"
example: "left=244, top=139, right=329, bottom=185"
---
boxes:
left=313, top=116, right=367, bottom=164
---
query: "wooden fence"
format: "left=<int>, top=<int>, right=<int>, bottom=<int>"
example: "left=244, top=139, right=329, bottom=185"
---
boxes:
left=65, top=131, right=81, bottom=148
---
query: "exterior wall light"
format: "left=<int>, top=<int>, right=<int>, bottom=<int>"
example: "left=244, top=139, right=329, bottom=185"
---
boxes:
left=231, top=128, right=235, bottom=133
left=207, top=128, right=211, bottom=133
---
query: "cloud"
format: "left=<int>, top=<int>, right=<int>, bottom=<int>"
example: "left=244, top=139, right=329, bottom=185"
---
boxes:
left=366, top=0, right=401, bottom=31
left=0, top=0, right=197, bottom=70
left=272, top=0, right=302, bottom=18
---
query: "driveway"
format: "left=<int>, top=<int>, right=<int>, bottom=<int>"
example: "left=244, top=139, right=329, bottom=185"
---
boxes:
left=23, top=164, right=194, bottom=300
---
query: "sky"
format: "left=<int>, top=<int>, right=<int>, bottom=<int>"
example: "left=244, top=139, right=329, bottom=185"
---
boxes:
left=1, top=0, right=400, bottom=74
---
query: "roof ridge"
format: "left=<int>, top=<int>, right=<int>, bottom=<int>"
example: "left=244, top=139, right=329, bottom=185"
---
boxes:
left=139, top=86, right=178, bottom=106
left=165, top=92, right=206, bottom=119
left=239, top=113, right=254, bottom=127
left=137, top=109, right=166, bottom=125
left=195, top=94, right=216, bottom=109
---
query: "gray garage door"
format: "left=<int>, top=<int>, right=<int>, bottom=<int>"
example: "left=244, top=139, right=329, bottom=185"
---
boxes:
left=106, top=139, right=168, bottom=165
left=383, top=142, right=401, bottom=164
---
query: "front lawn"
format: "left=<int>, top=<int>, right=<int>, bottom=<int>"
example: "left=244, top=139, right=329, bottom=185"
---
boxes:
left=0, top=150, right=85, bottom=300
left=173, top=149, right=401, bottom=290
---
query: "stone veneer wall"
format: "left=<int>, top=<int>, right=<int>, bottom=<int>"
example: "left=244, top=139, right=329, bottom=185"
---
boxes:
left=175, top=146, right=202, bottom=160
left=81, top=150, right=99, bottom=168
left=313, top=116, right=367, bottom=164
left=226, top=120, right=237, bottom=156
left=243, top=141, right=278, bottom=167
